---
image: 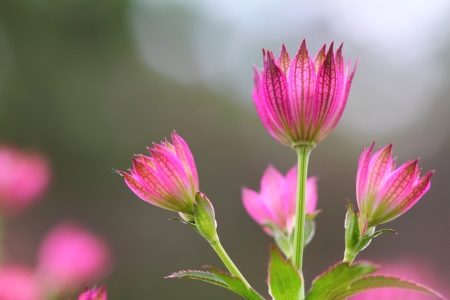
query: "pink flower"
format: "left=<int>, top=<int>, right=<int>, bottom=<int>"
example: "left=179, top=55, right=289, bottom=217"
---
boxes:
left=36, top=223, right=111, bottom=294
left=242, top=165, right=317, bottom=235
left=0, top=264, right=43, bottom=300
left=118, top=132, right=199, bottom=219
left=252, top=40, right=357, bottom=147
left=350, top=261, right=446, bottom=300
left=0, top=146, right=50, bottom=215
left=357, top=143, right=433, bottom=227
left=78, top=286, right=107, bottom=300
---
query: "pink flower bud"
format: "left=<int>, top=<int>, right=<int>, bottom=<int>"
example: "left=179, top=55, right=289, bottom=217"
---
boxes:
left=0, top=146, right=50, bottom=215
left=78, top=285, right=107, bottom=300
left=36, top=223, right=111, bottom=293
left=356, top=143, right=433, bottom=227
left=0, top=264, right=43, bottom=300
left=242, top=165, right=317, bottom=235
left=253, top=40, right=357, bottom=147
left=118, top=132, right=199, bottom=218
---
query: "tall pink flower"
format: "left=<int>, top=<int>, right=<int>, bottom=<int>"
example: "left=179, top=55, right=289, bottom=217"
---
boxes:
left=357, top=143, right=433, bottom=227
left=242, top=165, right=317, bottom=235
left=0, top=264, right=43, bottom=300
left=36, top=223, right=111, bottom=294
left=252, top=40, right=357, bottom=147
left=118, top=132, right=199, bottom=219
left=0, top=146, right=50, bottom=215
left=78, top=286, right=107, bottom=300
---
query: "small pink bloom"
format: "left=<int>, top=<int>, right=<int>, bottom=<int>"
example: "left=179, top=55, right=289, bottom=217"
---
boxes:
left=0, top=264, right=43, bottom=300
left=350, top=261, right=446, bottom=300
left=118, top=132, right=199, bottom=217
left=36, top=223, right=111, bottom=293
left=78, top=285, right=107, bottom=300
left=252, top=40, right=357, bottom=147
left=242, top=165, right=317, bottom=235
left=356, top=143, right=433, bottom=227
left=0, top=146, right=50, bottom=215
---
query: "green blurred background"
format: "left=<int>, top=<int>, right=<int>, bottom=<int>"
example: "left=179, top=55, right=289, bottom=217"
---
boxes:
left=1, top=0, right=449, bottom=298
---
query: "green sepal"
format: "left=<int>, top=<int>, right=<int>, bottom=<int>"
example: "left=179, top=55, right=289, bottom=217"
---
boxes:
left=305, top=261, right=377, bottom=300
left=344, top=201, right=396, bottom=263
left=268, top=245, right=302, bottom=300
left=166, top=267, right=265, bottom=300
left=194, top=192, right=218, bottom=241
left=335, top=275, right=445, bottom=299
left=169, top=217, right=199, bottom=233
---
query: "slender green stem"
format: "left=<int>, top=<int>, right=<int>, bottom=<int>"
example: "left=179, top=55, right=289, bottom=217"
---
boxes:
left=209, top=238, right=251, bottom=289
left=292, top=145, right=312, bottom=299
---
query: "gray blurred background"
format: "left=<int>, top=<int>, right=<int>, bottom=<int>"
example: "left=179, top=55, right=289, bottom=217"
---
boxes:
left=0, top=0, right=449, bottom=298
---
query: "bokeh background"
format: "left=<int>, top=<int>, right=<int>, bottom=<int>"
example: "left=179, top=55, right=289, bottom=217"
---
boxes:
left=1, top=0, right=449, bottom=298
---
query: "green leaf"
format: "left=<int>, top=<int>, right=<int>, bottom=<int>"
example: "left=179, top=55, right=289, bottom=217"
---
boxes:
left=304, top=219, right=316, bottom=246
left=336, top=275, right=445, bottom=299
left=306, top=261, right=377, bottom=300
left=344, top=201, right=360, bottom=252
left=268, top=245, right=302, bottom=300
left=206, top=267, right=266, bottom=300
left=167, top=268, right=265, bottom=300
left=165, top=270, right=227, bottom=288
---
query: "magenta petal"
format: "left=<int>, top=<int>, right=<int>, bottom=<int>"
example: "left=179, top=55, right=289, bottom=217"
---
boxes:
left=305, top=176, right=318, bottom=214
left=364, top=144, right=393, bottom=196
left=313, top=44, right=327, bottom=73
left=262, top=51, right=293, bottom=133
left=356, top=142, right=375, bottom=208
left=278, top=44, right=291, bottom=75
left=289, top=40, right=316, bottom=138
left=171, top=132, right=199, bottom=190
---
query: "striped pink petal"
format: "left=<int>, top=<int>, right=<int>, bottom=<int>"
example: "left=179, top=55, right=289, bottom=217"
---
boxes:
left=118, top=133, right=199, bottom=215
left=355, top=143, right=433, bottom=226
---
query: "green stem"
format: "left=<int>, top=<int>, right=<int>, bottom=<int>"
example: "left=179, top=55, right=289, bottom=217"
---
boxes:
left=209, top=238, right=251, bottom=289
left=292, top=145, right=312, bottom=299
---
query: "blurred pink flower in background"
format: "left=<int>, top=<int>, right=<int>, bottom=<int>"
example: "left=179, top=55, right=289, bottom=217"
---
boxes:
left=0, top=264, right=43, bottom=300
left=0, top=146, right=50, bottom=215
left=350, top=260, right=447, bottom=299
left=252, top=40, right=357, bottom=147
left=356, top=143, right=433, bottom=228
left=78, top=285, right=107, bottom=300
left=36, top=223, right=111, bottom=294
left=118, top=132, right=199, bottom=221
left=242, top=165, right=317, bottom=235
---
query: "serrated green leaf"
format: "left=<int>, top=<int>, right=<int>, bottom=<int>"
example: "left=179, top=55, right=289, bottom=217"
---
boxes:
left=206, top=267, right=266, bottom=300
left=268, top=245, right=302, bottom=300
left=336, top=275, right=445, bottom=299
left=305, top=261, right=377, bottom=300
left=165, top=270, right=227, bottom=288
left=168, top=267, right=265, bottom=300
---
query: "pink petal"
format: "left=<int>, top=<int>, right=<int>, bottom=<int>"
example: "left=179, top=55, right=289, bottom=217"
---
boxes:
left=171, top=132, right=199, bottom=191
left=289, top=39, right=316, bottom=139
left=313, top=44, right=326, bottom=73
left=364, top=144, right=393, bottom=196
left=313, top=43, right=341, bottom=138
left=305, top=176, right=318, bottom=214
left=260, top=166, right=286, bottom=228
left=277, top=44, right=291, bottom=75
left=356, top=142, right=375, bottom=208
left=262, top=51, right=293, bottom=133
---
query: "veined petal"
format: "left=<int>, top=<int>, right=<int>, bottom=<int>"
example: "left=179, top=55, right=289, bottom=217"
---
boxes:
left=289, top=39, right=316, bottom=138
left=313, top=44, right=326, bottom=73
left=262, top=51, right=293, bottom=133
left=150, top=149, right=193, bottom=199
left=335, top=43, right=344, bottom=74
left=370, top=160, right=419, bottom=224
left=356, top=142, right=375, bottom=209
left=278, top=44, right=291, bottom=76
left=364, top=144, right=393, bottom=197
left=313, top=43, right=340, bottom=138
left=171, top=132, right=199, bottom=191
left=260, top=166, right=286, bottom=227
left=383, top=171, right=434, bottom=223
